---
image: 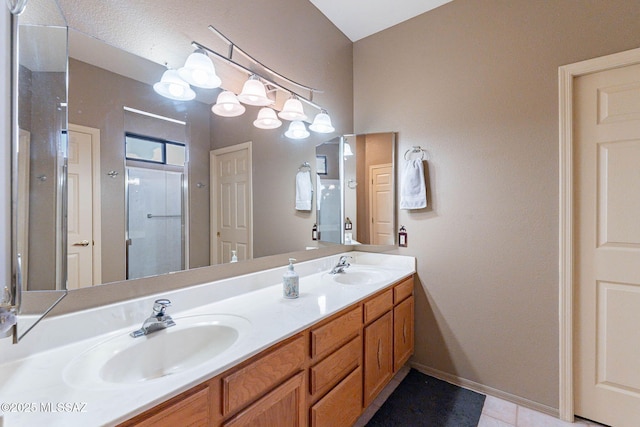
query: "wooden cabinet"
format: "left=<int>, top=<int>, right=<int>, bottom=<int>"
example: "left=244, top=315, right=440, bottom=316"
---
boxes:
left=121, top=274, right=415, bottom=427
left=119, top=384, right=211, bottom=427
left=223, top=372, right=305, bottom=427
left=363, top=311, right=394, bottom=407
left=394, top=295, right=414, bottom=371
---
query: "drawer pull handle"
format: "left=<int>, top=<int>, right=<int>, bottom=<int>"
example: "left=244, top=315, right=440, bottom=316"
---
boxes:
left=377, top=339, right=382, bottom=369
left=403, top=319, right=407, bottom=343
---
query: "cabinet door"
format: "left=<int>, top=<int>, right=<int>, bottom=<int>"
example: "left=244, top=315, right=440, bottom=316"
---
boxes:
left=364, top=311, right=393, bottom=406
left=394, top=295, right=414, bottom=371
left=223, top=372, right=305, bottom=427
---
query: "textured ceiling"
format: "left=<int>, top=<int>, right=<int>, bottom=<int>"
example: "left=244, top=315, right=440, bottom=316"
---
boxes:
left=309, top=0, right=453, bottom=41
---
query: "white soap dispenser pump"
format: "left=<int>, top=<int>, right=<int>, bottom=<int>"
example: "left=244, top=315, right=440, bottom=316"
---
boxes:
left=230, top=250, right=238, bottom=263
left=283, top=258, right=299, bottom=299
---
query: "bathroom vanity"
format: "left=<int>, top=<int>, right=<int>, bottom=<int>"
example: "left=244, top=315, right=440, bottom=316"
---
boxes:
left=0, top=252, right=415, bottom=427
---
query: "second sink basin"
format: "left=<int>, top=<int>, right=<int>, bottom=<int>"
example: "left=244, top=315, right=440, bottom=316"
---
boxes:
left=326, top=266, right=393, bottom=285
left=64, top=314, right=251, bottom=389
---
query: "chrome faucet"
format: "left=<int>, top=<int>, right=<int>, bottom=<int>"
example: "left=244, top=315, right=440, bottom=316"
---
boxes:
left=130, top=299, right=176, bottom=338
left=330, top=255, right=352, bottom=274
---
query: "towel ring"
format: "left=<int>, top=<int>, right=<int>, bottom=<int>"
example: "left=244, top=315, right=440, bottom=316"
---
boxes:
left=298, top=161, right=311, bottom=171
left=404, top=146, right=427, bottom=161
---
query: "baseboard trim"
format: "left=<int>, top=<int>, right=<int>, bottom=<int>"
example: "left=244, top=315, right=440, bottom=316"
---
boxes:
left=410, top=362, right=559, bottom=418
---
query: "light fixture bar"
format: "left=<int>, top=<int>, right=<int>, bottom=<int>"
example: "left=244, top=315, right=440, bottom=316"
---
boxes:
left=207, top=25, right=323, bottom=97
left=191, top=40, right=323, bottom=111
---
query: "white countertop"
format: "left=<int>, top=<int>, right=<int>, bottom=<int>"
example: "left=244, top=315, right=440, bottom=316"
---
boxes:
left=0, top=251, right=415, bottom=426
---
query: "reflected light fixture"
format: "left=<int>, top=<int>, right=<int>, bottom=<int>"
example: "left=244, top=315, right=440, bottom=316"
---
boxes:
left=253, top=107, right=282, bottom=129
left=178, top=49, right=222, bottom=89
left=212, top=91, right=246, bottom=117
left=153, top=69, right=196, bottom=101
left=237, top=75, right=273, bottom=106
left=343, top=141, right=354, bottom=156
left=309, top=109, right=335, bottom=133
left=278, top=96, right=307, bottom=121
left=284, top=120, right=310, bottom=139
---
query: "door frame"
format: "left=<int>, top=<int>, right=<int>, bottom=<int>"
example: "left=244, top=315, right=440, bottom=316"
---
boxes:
left=68, top=123, right=102, bottom=286
left=558, top=46, right=640, bottom=422
left=210, top=141, right=253, bottom=264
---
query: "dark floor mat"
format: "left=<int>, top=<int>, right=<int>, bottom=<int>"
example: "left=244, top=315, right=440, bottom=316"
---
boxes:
left=366, top=369, right=486, bottom=427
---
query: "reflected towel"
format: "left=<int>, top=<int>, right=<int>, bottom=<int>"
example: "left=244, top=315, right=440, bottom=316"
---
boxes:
left=400, top=159, right=427, bottom=209
left=295, top=170, right=312, bottom=211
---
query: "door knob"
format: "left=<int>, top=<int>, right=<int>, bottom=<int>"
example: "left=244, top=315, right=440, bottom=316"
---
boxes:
left=73, top=240, right=90, bottom=247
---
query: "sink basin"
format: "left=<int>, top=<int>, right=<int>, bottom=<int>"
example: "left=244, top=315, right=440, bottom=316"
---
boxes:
left=326, top=266, right=393, bottom=285
left=64, top=314, right=250, bottom=388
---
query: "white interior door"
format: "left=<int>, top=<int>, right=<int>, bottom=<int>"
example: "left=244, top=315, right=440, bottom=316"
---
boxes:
left=211, top=143, right=252, bottom=264
left=574, top=62, right=640, bottom=426
left=369, top=164, right=394, bottom=245
left=67, top=126, right=95, bottom=289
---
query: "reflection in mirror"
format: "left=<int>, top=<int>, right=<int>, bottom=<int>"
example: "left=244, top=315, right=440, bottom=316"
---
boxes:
left=315, top=138, right=342, bottom=244
left=13, top=0, right=69, bottom=339
left=342, top=132, right=396, bottom=245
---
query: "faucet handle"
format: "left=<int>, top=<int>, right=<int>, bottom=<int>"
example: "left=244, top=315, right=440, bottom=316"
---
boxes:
left=152, top=299, right=171, bottom=316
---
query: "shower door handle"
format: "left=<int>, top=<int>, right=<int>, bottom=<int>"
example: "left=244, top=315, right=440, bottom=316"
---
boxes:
left=73, top=240, right=90, bottom=247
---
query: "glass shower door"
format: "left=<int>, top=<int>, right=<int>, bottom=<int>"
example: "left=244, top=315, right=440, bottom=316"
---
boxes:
left=126, top=167, right=184, bottom=280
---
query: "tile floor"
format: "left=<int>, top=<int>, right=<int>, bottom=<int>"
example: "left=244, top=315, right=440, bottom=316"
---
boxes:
left=354, top=367, right=607, bottom=427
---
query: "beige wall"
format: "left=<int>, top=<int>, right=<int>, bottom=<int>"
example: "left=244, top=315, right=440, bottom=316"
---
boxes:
left=354, top=0, right=640, bottom=409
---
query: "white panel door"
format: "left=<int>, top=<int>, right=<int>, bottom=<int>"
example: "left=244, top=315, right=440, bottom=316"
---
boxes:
left=370, top=164, right=394, bottom=245
left=574, top=63, right=640, bottom=426
left=211, top=144, right=252, bottom=264
left=67, top=128, right=94, bottom=289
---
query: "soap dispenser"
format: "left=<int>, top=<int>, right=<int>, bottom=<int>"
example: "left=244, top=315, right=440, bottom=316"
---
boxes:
left=231, top=250, right=238, bottom=263
left=283, top=258, right=299, bottom=299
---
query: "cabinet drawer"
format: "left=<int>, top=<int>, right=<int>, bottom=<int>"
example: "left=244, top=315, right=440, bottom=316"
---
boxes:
left=222, top=335, right=306, bottom=416
left=310, top=366, right=363, bottom=427
left=310, top=335, right=361, bottom=397
left=311, top=306, right=362, bottom=359
left=125, top=386, right=210, bottom=427
left=393, top=276, right=414, bottom=304
left=364, top=289, right=393, bottom=324
left=223, top=372, right=305, bottom=427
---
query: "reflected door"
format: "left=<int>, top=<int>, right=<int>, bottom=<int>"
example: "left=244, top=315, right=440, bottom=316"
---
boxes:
left=67, top=127, right=95, bottom=289
left=127, top=167, right=184, bottom=280
left=370, top=164, right=394, bottom=245
left=574, top=63, right=640, bottom=426
left=210, top=143, right=252, bottom=264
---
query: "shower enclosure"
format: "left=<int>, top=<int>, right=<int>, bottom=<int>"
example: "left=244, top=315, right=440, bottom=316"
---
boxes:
left=126, top=167, right=185, bottom=280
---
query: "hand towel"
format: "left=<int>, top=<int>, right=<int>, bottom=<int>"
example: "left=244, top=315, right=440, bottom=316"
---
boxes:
left=316, top=173, right=322, bottom=211
left=295, top=170, right=312, bottom=211
left=400, top=159, right=427, bottom=209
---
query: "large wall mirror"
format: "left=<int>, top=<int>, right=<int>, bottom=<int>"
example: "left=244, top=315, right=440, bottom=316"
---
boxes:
left=11, top=0, right=398, bottom=340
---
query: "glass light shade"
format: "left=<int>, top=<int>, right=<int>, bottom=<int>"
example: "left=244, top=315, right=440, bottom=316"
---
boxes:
left=211, top=91, right=246, bottom=117
left=284, top=120, right=310, bottom=139
left=343, top=142, right=354, bottom=156
left=237, top=78, right=273, bottom=106
left=309, top=111, right=335, bottom=133
left=253, top=107, right=282, bottom=129
left=178, top=50, right=222, bottom=89
left=153, top=69, right=196, bottom=101
left=278, top=98, right=307, bottom=121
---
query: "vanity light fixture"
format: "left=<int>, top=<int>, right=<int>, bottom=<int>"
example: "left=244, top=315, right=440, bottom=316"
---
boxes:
left=278, top=96, right=307, bottom=121
left=237, top=75, right=274, bottom=106
left=309, top=109, right=335, bottom=133
left=153, top=69, right=196, bottom=101
left=178, top=49, right=221, bottom=89
left=284, top=120, right=310, bottom=139
left=211, top=91, right=246, bottom=117
left=253, top=107, right=282, bottom=129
